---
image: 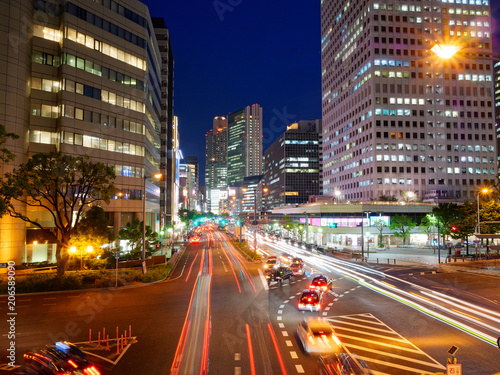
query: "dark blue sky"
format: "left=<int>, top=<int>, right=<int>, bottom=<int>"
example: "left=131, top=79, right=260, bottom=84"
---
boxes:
left=144, top=1, right=322, bottom=184
left=143, top=1, right=500, bottom=186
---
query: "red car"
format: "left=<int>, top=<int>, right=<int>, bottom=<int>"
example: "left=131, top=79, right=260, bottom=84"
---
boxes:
left=190, top=236, right=200, bottom=244
left=309, top=275, right=332, bottom=293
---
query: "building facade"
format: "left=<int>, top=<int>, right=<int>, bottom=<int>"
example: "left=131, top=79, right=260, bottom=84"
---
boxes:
left=0, top=0, right=172, bottom=263
left=321, top=0, right=496, bottom=203
left=184, top=156, right=200, bottom=211
left=227, top=104, right=263, bottom=186
left=263, top=120, right=322, bottom=211
left=152, top=17, right=176, bottom=229
left=205, top=116, right=228, bottom=190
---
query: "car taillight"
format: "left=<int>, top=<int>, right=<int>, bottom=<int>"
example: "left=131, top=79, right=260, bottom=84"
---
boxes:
left=83, top=366, right=101, bottom=375
left=309, top=285, right=315, bottom=289
left=67, top=359, right=78, bottom=368
left=308, top=298, right=312, bottom=302
left=298, top=303, right=304, bottom=307
left=314, top=303, right=319, bottom=307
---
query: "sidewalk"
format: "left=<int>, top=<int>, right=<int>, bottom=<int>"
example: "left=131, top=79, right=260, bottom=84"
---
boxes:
left=333, top=245, right=500, bottom=275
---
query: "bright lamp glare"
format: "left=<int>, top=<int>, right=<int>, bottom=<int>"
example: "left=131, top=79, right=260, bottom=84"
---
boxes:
left=431, top=44, right=461, bottom=59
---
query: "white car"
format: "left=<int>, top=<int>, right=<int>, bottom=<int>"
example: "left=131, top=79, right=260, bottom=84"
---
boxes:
left=297, top=318, right=342, bottom=355
left=264, top=256, right=280, bottom=270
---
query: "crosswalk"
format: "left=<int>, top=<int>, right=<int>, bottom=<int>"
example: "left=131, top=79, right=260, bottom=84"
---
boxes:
left=326, top=313, right=446, bottom=375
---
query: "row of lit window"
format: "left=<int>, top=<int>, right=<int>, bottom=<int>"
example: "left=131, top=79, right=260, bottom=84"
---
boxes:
left=441, top=0, right=488, bottom=4
left=60, top=104, right=145, bottom=136
left=374, top=70, right=491, bottom=82
left=448, top=30, right=490, bottom=38
left=31, top=78, right=60, bottom=93
left=375, top=143, right=495, bottom=155
left=32, top=25, right=147, bottom=71
left=29, top=130, right=145, bottom=157
left=284, top=169, right=319, bottom=174
left=65, top=27, right=146, bottom=70
left=62, top=53, right=145, bottom=91
left=63, top=78, right=146, bottom=113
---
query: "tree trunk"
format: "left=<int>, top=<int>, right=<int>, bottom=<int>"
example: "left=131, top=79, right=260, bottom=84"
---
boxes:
left=55, top=242, right=68, bottom=276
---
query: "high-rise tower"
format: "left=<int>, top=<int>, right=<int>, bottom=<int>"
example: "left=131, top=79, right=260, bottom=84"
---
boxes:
left=227, top=104, right=263, bottom=186
left=321, top=0, right=495, bottom=203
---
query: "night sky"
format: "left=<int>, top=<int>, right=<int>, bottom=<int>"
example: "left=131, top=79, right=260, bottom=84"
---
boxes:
left=143, top=0, right=500, bottom=186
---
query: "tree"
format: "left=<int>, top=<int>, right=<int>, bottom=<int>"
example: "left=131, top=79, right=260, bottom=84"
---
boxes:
left=0, top=124, right=19, bottom=163
left=118, top=218, right=159, bottom=259
left=297, top=224, right=305, bottom=241
left=420, top=214, right=437, bottom=244
left=389, top=215, right=416, bottom=245
left=372, top=219, right=386, bottom=247
left=379, top=195, right=397, bottom=202
left=401, top=190, right=418, bottom=203
left=0, top=152, right=116, bottom=275
left=69, top=206, right=115, bottom=259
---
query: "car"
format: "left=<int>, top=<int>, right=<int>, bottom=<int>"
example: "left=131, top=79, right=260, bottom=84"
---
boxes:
left=316, top=247, right=326, bottom=254
left=190, top=236, right=200, bottom=244
left=309, top=275, right=332, bottom=293
left=318, top=353, right=371, bottom=375
left=23, top=341, right=101, bottom=375
left=297, top=318, right=342, bottom=355
left=297, top=289, right=323, bottom=311
left=264, top=257, right=280, bottom=270
left=280, top=253, right=293, bottom=264
left=291, top=257, right=304, bottom=266
left=290, top=263, right=305, bottom=276
left=266, top=266, right=293, bottom=285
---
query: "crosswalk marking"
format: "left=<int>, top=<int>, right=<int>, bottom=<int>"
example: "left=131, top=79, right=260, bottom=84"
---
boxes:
left=344, top=343, right=445, bottom=368
left=325, top=313, right=446, bottom=374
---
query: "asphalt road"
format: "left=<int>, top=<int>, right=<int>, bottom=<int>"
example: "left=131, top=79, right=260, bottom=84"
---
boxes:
left=1, top=230, right=500, bottom=374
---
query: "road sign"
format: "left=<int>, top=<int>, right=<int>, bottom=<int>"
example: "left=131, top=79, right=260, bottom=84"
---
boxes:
left=447, top=345, right=459, bottom=356
left=446, top=363, right=462, bottom=374
left=114, top=253, right=120, bottom=259
left=0, top=263, right=7, bottom=268
left=189, top=219, right=193, bottom=224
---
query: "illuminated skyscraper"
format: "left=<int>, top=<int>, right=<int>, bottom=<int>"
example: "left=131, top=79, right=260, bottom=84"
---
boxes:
left=227, top=104, right=263, bottom=186
left=0, top=0, right=171, bottom=263
left=321, top=0, right=495, bottom=203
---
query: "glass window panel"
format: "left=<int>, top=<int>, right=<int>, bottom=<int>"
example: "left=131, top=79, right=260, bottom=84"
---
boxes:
left=32, top=77, right=41, bottom=90
left=74, top=133, right=83, bottom=145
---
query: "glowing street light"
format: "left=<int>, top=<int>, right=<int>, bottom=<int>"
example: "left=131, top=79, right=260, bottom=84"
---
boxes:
left=430, top=43, right=462, bottom=59
left=476, top=187, right=490, bottom=234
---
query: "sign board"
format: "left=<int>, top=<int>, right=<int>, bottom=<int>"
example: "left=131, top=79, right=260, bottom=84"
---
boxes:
left=446, top=364, right=462, bottom=375
left=220, top=191, right=228, bottom=199
left=447, top=346, right=459, bottom=356
left=189, top=219, right=193, bottom=224
left=114, top=253, right=120, bottom=259
left=0, top=263, right=8, bottom=268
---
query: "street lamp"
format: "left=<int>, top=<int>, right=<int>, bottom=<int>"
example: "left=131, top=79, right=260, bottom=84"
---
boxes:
left=430, top=43, right=462, bottom=59
left=142, top=172, right=162, bottom=274
left=334, top=190, right=341, bottom=204
left=361, top=211, right=371, bottom=261
left=476, top=187, right=490, bottom=234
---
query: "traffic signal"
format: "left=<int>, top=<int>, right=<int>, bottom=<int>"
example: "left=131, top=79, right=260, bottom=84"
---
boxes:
left=451, top=226, right=458, bottom=232
left=236, top=220, right=241, bottom=226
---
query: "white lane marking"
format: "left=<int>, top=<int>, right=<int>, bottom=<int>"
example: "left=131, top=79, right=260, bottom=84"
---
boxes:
left=286, top=340, right=293, bottom=347
left=296, top=292, right=302, bottom=296
left=290, top=351, right=298, bottom=359
left=296, top=364, right=305, bottom=373
left=284, top=300, right=289, bottom=304
left=282, top=331, right=289, bottom=337
left=280, top=304, right=285, bottom=308
left=344, top=343, right=445, bottom=369
left=278, top=310, right=283, bottom=314
left=43, top=297, right=56, bottom=300
left=322, top=312, right=328, bottom=316
left=278, top=323, right=285, bottom=328
left=325, top=307, right=331, bottom=311
left=328, top=302, right=334, bottom=306
left=277, top=316, right=282, bottom=321
left=258, top=269, right=269, bottom=290
left=234, top=367, right=241, bottom=375
left=234, top=353, right=240, bottom=360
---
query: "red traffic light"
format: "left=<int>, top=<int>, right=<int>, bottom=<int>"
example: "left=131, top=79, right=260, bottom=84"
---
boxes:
left=451, top=226, right=458, bottom=232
